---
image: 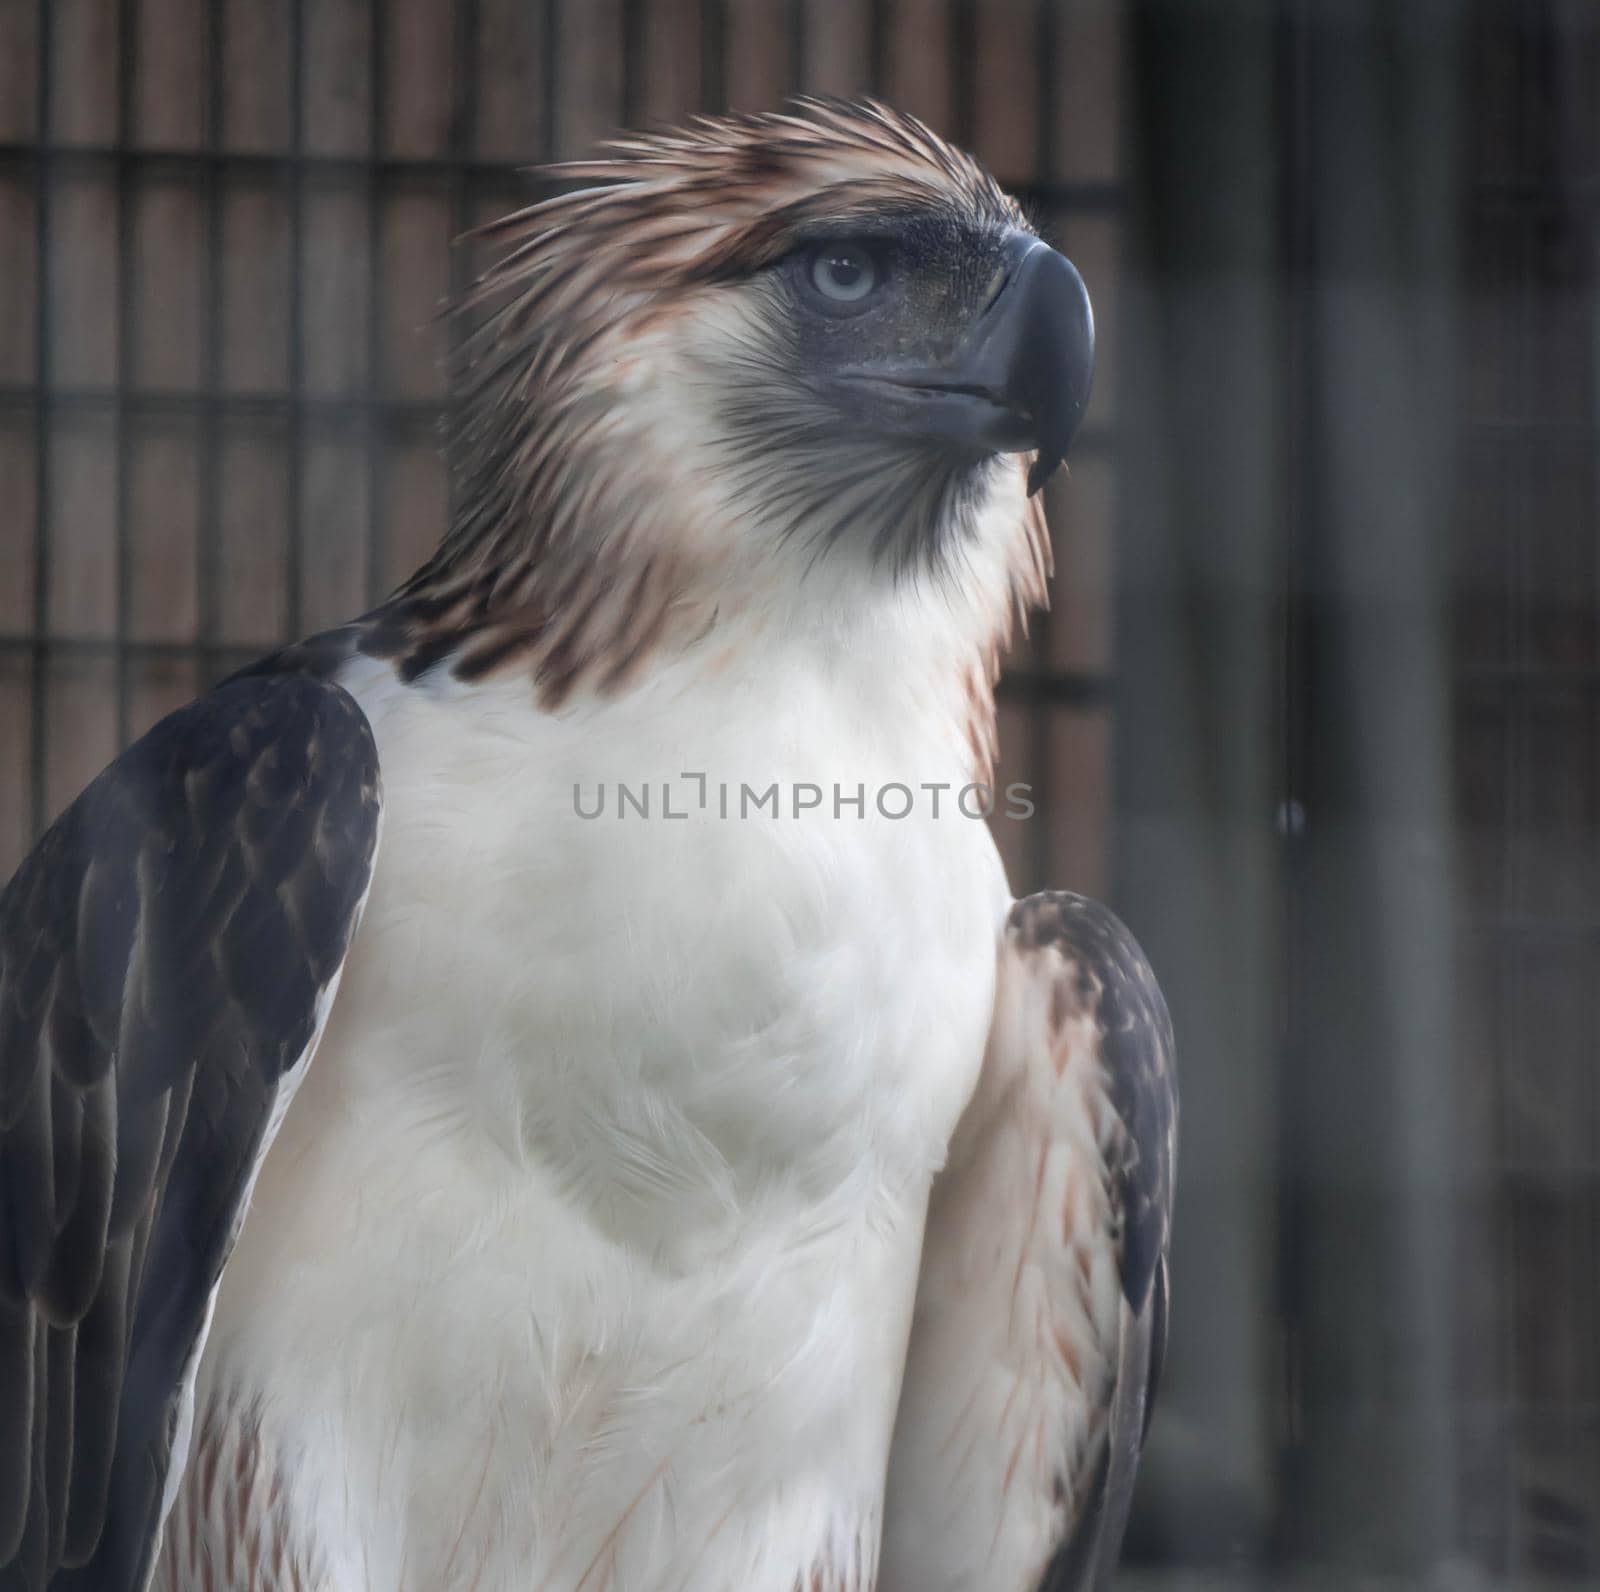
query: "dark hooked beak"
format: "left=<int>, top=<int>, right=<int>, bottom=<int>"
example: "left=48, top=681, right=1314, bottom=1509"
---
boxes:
left=836, top=232, right=1095, bottom=496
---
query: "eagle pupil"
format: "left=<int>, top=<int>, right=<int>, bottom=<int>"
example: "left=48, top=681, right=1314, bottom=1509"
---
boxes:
left=811, top=245, right=877, bottom=303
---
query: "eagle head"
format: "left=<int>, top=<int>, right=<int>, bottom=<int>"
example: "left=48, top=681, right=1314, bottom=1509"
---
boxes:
left=400, top=100, right=1091, bottom=703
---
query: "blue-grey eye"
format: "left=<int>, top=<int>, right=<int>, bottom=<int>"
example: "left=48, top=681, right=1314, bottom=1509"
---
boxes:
left=809, top=243, right=878, bottom=303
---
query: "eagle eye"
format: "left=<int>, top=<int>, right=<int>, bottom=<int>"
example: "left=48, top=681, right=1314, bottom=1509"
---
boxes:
left=796, top=239, right=885, bottom=313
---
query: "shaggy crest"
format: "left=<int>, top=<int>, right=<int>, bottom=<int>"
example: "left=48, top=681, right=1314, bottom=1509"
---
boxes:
left=359, top=98, right=1049, bottom=720
left=459, top=96, right=1023, bottom=382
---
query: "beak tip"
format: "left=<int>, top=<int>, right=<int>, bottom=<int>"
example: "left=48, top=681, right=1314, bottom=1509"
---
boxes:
left=989, top=238, right=1095, bottom=492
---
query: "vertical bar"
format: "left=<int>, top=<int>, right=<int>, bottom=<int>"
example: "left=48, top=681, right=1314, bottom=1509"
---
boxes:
left=447, top=0, right=481, bottom=528
left=29, top=0, right=51, bottom=839
left=1504, top=11, right=1533, bottom=1570
left=1098, top=0, right=1129, bottom=899
left=198, top=0, right=223, bottom=685
left=788, top=0, right=807, bottom=94
left=541, top=0, right=559, bottom=158
left=365, top=0, right=387, bottom=604
left=700, top=0, right=726, bottom=115
left=1034, top=0, right=1058, bottom=181
left=114, top=0, right=138, bottom=747
left=1027, top=0, right=1057, bottom=891
left=286, top=0, right=306, bottom=642
left=1278, top=0, right=1316, bottom=1549
left=948, top=0, right=975, bottom=145
left=621, top=0, right=645, bottom=124
left=1507, top=6, right=1528, bottom=1565
left=868, top=0, right=889, bottom=94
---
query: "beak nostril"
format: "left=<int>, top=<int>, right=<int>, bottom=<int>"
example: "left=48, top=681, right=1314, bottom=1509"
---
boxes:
left=979, top=234, right=1043, bottom=315
left=980, top=260, right=1011, bottom=312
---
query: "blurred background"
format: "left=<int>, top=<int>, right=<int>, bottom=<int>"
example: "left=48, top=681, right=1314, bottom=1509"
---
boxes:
left=0, top=0, right=1595, bottom=1584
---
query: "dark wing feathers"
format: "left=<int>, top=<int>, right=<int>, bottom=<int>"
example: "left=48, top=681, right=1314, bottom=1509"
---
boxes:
left=0, top=672, right=381, bottom=1591
left=1011, top=892, right=1176, bottom=1592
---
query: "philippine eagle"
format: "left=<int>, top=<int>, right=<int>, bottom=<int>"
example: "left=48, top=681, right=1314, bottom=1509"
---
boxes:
left=0, top=101, right=1174, bottom=1592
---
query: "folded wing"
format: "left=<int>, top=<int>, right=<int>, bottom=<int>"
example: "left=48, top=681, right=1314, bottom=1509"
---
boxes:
left=0, top=673, right=381, bottom=1591
left=881, top=891, right=1176, bottom=1592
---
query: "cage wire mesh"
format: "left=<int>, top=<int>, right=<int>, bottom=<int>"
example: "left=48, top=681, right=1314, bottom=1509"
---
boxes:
left=0, top=0, right=1598, bottom=1582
